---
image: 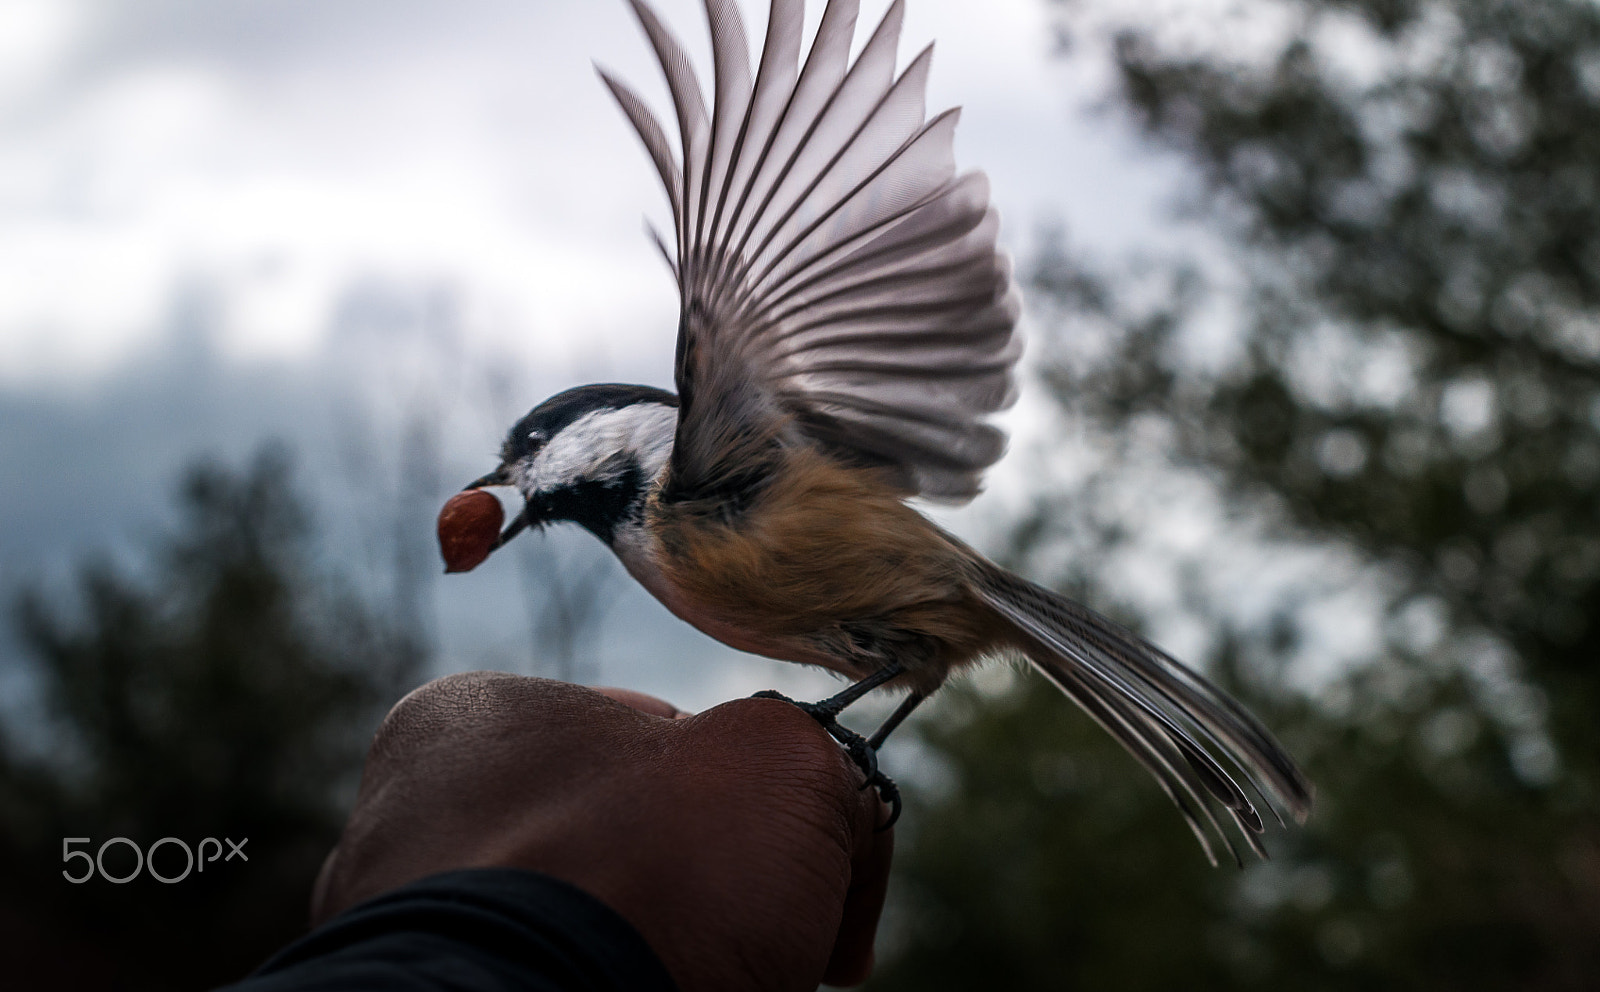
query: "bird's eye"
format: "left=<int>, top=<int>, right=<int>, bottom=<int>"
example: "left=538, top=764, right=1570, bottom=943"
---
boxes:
left=528, top=430, right=544, bottom=443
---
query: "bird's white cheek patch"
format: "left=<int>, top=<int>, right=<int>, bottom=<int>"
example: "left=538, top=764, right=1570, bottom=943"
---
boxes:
left=518, top=403, right=676, bottom=495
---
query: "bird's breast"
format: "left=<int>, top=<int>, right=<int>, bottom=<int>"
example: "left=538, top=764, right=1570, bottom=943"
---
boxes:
left=607, top=518, right=843, bottom=669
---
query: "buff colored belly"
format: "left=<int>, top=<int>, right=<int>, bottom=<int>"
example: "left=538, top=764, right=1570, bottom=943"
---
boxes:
left=608, top=522, right=847, bottom=673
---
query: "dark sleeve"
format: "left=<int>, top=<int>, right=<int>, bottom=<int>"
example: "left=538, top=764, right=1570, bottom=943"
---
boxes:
left=223, top=868, right=679, bottom=992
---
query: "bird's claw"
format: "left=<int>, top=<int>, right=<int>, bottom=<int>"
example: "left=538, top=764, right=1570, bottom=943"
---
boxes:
left=751, top=689, right=901, bottom=831
left=863, top=770, right=902, bottom=830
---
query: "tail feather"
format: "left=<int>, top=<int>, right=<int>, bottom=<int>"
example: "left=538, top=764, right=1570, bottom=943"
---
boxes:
left=972, top=565, right=1314, bottom=860
left=1030, top=651, right=1244, bottom=866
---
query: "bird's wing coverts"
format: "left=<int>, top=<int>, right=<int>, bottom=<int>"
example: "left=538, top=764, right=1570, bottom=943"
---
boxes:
left=601, top=0, right=1021, bottom=503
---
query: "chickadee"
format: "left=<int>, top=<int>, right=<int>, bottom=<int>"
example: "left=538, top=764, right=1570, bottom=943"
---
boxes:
left=445, top=0, right=1312, bottom=860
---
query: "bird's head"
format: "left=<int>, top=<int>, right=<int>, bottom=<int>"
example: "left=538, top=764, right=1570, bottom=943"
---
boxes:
left=442, top=383, right=679, bottom=571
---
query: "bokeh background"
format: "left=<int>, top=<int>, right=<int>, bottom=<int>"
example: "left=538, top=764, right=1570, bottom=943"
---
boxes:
left=2, top=0, right=1596, bottom=987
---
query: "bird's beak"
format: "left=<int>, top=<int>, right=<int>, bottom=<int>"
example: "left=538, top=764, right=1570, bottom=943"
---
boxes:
left=465, top=467, right=511, bottom=490
left=461, top=466, right=530, bottom=552
left=494, top=507, right=531, bottom=549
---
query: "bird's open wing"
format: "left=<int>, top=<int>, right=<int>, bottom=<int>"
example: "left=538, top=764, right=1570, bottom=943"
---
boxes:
left=600, top=0, right=1020, bottom=503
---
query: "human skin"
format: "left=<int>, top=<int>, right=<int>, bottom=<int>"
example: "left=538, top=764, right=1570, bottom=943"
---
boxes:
left=311, top=672, right=895, bottom=990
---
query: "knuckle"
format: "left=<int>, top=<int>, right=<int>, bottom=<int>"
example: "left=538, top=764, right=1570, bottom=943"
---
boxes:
left=691, top=698, right=867, bottom=818
left=369, top=671, right=527, bottom=759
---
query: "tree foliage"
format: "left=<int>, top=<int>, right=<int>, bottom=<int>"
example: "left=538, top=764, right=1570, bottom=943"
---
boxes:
left=0, top=447, right=422, bottom=990
left=871, top=1, right=1600, bottom=988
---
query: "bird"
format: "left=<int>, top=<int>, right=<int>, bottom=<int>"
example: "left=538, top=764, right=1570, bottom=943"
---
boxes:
left=440, top=0, right=1313, bottom=863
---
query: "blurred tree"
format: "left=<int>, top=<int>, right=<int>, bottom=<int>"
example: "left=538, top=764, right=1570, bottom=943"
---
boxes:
left=871, top=0, right=1600, bottom=989
left=0, top=446, right=422, bottom=991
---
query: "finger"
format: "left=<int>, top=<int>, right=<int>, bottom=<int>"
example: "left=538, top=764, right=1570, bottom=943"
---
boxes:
left=821, top=797, right=895, bottom=986
left=592, top=686, right=689, bottom=719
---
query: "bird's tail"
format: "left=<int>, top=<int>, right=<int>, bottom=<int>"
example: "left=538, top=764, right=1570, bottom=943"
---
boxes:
left=971, top=563, right=1314, bottom=865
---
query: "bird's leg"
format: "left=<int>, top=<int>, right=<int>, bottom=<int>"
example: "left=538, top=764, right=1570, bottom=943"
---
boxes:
left=867, top=689, right=929, bottom=750
left=851, top=689, right=932, bottom=829
left=752, top=661, right=903, bottom=740
left=753, top=662, right=907, bottom=827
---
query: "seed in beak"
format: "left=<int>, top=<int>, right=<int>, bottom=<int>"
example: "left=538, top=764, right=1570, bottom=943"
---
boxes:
left=437, top=489, right=505, bottom=573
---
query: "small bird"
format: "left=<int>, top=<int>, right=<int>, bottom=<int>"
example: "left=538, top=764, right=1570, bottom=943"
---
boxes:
left=442, top=0, right=1312, bottom=861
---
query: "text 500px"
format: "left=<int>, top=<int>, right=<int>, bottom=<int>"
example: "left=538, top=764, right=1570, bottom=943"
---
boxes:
left=62, top=836, right=248, bottom=883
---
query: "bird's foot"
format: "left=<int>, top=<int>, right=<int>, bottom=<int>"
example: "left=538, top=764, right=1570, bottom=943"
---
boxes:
left=752, top=689, right=901, bottom=830
left=863, top=769, right=902, bottom=830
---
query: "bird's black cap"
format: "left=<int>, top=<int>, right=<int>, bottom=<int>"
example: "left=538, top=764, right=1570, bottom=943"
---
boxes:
left=502, top=383, right=679, bottom=464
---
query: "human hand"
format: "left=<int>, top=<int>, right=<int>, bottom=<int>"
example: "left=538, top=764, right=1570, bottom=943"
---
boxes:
left=311, top=672, right=894, bottom=990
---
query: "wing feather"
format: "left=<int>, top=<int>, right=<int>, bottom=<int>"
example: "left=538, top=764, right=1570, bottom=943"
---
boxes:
left=598, top=71, right=684, bottom=233
left=708, top=0, right=804, bottom=279
left=606, top=0, right=1021, bottom=503
left=695, top=0, right=751, bottom=281
left=727, top=0, right=861, bottom=266
left=624, top=0, right=710, bottom=264
left=742, top=1, right=910, bottom=273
